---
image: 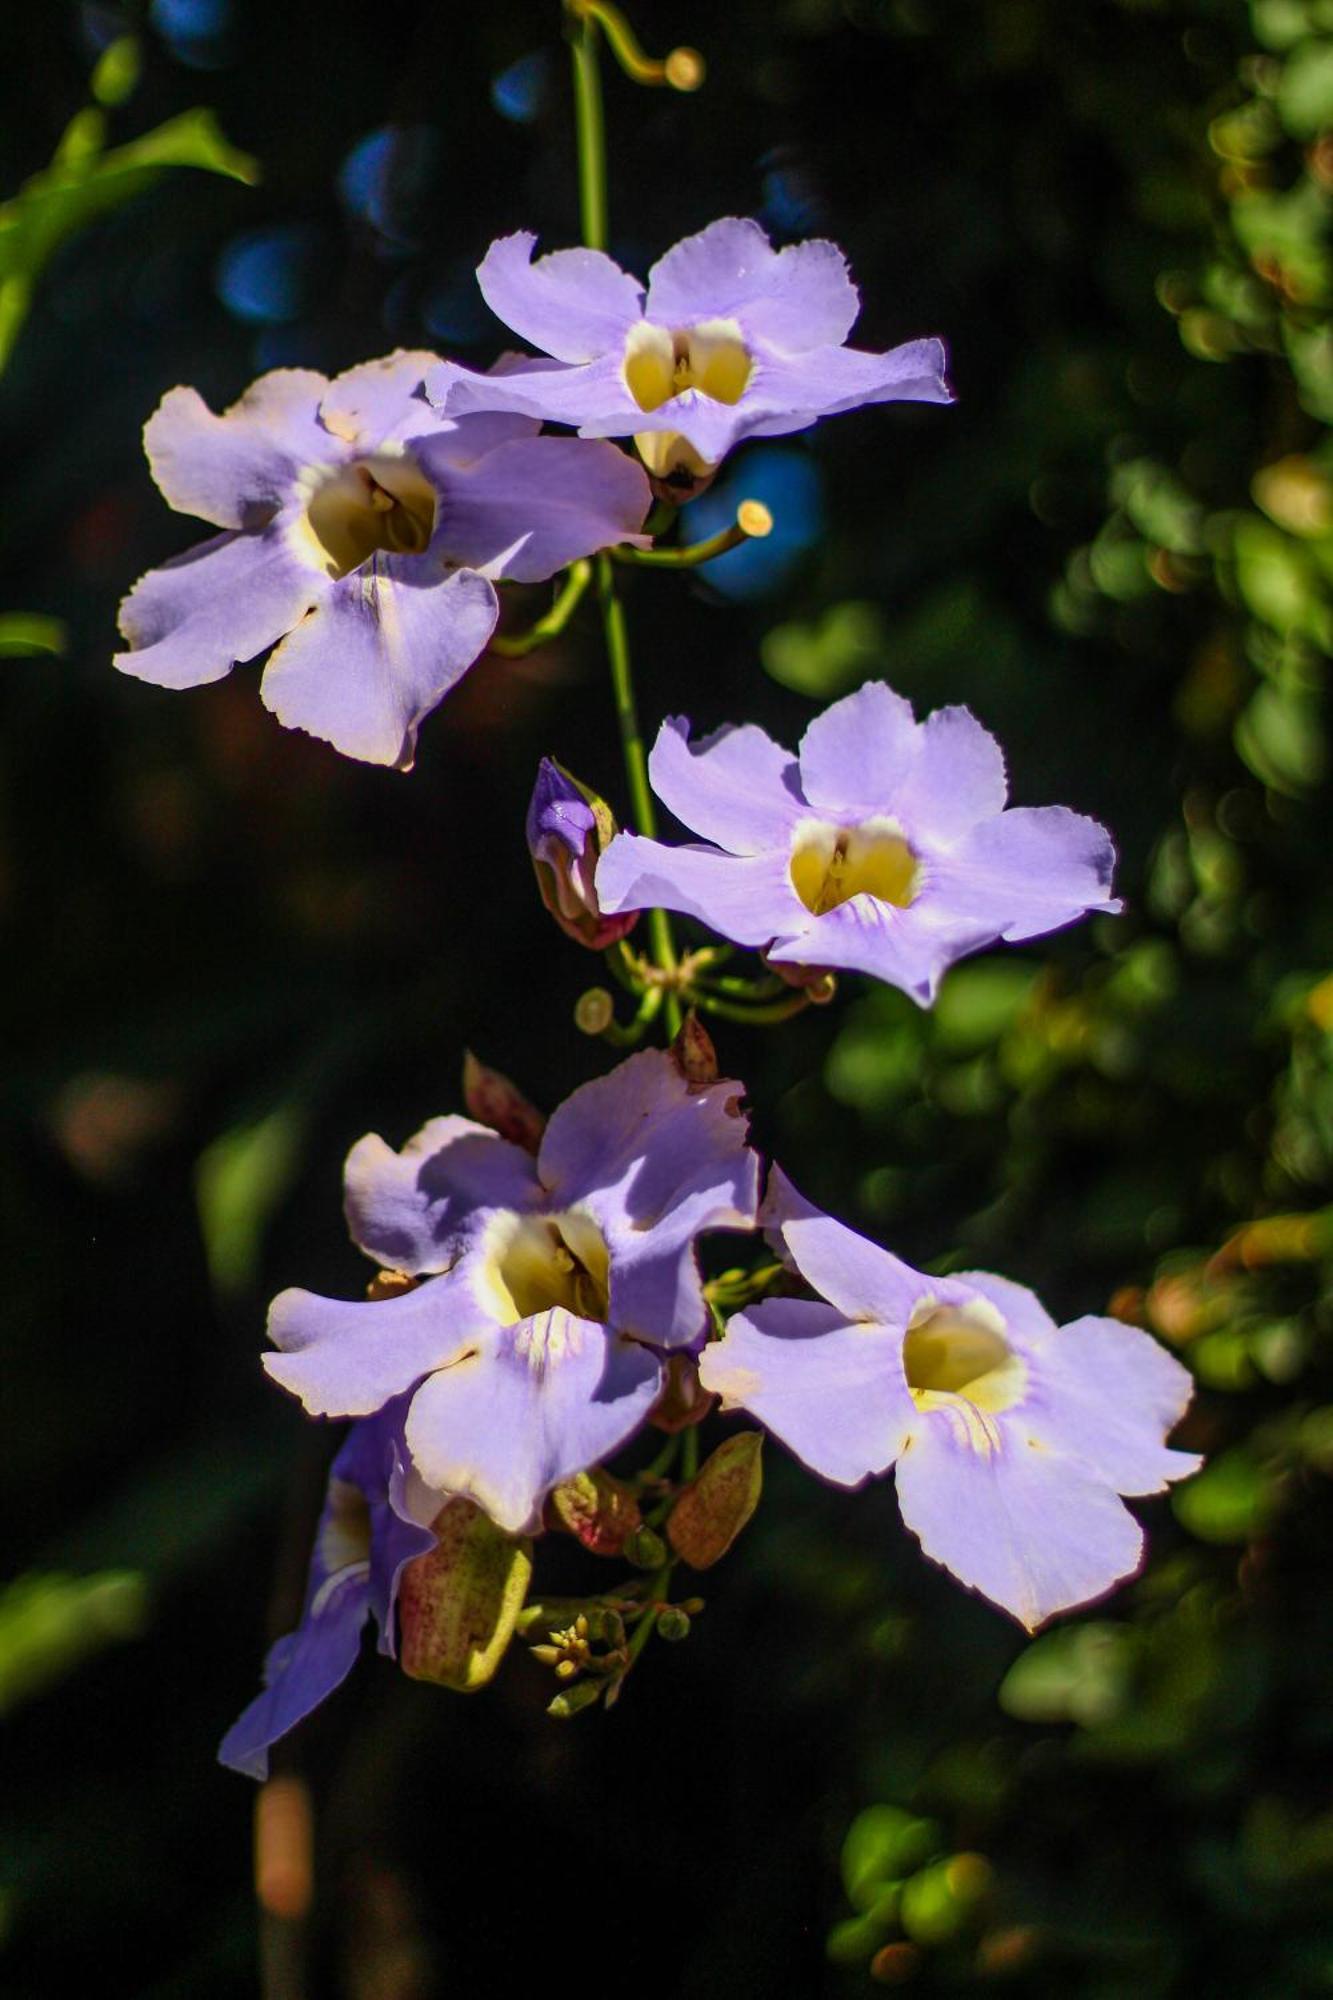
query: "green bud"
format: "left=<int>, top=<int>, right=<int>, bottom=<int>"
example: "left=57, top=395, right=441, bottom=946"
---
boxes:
left=656, top=1606, right=691, bottom=1642
left=624, top=1526, right=668, bottom=1569
left=667, top=1431, right=763, bottom=1569
left=398, top=1498, right=532, bottom=1693
left=548, top=1678, right=604, bottom=1719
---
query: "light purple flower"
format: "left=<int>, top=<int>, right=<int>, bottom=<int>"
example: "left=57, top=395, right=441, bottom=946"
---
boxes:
left=264, top=1050, right=758, bottom=1534
left=527, top=756, right=638, bottom=950
left=698, top=1173, right=1200, bottom=1630
left=595, top=681, right=1122, bottom=1005
left=218, top=1398, right=434, bottom=1779
left=115, top=351, right=651, bottom=768
left=426, top=218, right=951, bottom=495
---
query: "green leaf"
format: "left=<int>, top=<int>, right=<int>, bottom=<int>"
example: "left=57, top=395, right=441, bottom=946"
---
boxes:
left=0, top=1571, right=148, bottom=1717
left=0, top=613, right=66, bottom=657
left=1277, top=37, right=1333, bottom=140
left=998, top=1621, right=1132, bottom=1727
left=194, top=1102, right=305, bottom=1294
left=1172, top=1448, right=1274, bottom=1544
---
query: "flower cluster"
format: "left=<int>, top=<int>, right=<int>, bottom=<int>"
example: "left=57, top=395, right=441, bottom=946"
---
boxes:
left=114, top=91, right=1200, bottom=1771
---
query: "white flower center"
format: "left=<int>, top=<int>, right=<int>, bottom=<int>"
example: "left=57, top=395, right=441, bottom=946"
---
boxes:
left=299, top=450, right=437, bottom=579
left=622, top=317, right=752, bottom=413
left=790, top=816, right=920, bottom=916
left=903, top=1299, right=1027, bottom=1453
left=478, top=1211, right=611, bottom=1326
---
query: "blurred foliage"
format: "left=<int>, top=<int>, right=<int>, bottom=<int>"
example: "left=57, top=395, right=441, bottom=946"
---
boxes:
left=5, top=1, right=1333, bottom=1996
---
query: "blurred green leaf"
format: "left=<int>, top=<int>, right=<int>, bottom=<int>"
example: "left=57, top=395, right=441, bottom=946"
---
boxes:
left=0, top=1572, right=148, bottom=1717
left=842, top=1804, right=941, bottom=1908
left=761, top=599, right=886, bottom=699
left=194, top=1102, right=305, bottom=1294
left=998, top=1622, right=1132, bottom=1727
left=0, top=613, right=65, bottom=657
left=90, top=37, right=141, bottom=110
left=1172, top=1448, right=1274, bottom=1544
left=1276, top=37, right=1333, bottom=140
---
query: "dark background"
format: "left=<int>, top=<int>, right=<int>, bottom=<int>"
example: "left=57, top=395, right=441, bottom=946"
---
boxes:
left=4, top=1, right=1333, bottom=1993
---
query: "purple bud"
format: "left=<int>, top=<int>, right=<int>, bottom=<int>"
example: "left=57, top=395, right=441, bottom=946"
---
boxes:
left=526, top=757, right=640, bottom=951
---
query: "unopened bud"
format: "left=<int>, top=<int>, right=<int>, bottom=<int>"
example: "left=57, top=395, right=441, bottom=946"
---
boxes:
left=624, top=1525, right=668, bottom=1570
left=462, top=1051, right=545, bottom=1153
left=736, top=498, right=773, bottom=539
left=548, top=1468, right=642, bottom=1556
left=398, top=1498, right=533, bottom=1692
left=575, top=987, right=615, bottom=1036
left=548, top=1678, right=603, bottom=1719
left=656, top=1606, right=691, bottom=1642
left=635, top=429, right=718, bottom=504
left=671, top=1009, right=718, bottom=1088
left=667, top=1432, right=764, bottom=1569
left=664, top=45, right=705, bottom=91
left=527, top=757, right=639, bottom=951
left=649, top=1353, right=716, bottom=1433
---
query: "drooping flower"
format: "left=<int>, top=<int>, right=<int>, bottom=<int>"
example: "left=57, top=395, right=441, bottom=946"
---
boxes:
left=218, top=1398, right=434, bottom=1779
left=526, top=756, right=639, bottom=950
left=115, top=352, right=651, bottom=768
left=698, top=1174, right=1200, bottom=1630
left=595, top=681, right=1121, bottom=1005
left=264, top=1050, right=759, bottom=1534
left=426, top=218, right=951, bottom=496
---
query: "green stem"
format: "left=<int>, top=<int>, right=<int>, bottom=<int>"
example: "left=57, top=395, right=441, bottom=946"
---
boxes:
left=680, top=1426, right=700, bottom=1482
left=691, top=988, right=814, bottom=1027
left=625, top=1564, right=674, bottom=1666
left=613, top=511, right=765, bottom=569
left=569, top=12, right=608, bottom=251
left=488, top=559, right=591, bottom=656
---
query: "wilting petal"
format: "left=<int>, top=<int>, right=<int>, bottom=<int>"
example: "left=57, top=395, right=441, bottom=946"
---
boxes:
left=264, top=1269, right=492, bottom=1417
left=217, top=1568, right=368, bottom=1778
left=260, top=560, right=498, bottom=768
left=1023, top=1316, right=1201, bottom=1497
left=144, top=372, right=331, bottom=530
left=403, top=1314, right=662, bottom=1532
left=890, top=707, right=1008, bottom=845
left=318, top=350, right=441, bottom=448
left=937, top=806, right=1122, bottom=942
left=596, top=836, right=795, bottom=947
left=115, top=528, right=321, bottom=689
left=798, top=681, right=919, bottom=816
left=476, top=231, right=644, bottom=361
left=648, top=716, right=803, bottom=853
left=701, top=1299, right=916, bottom=1484
left=430, top=435, right=650, bottom=582
left=894, top=1418, right=1146, bottom=1630
left=344, top=1117, right=541, bottom=1274
left=646, top=219, right=860, bottom=351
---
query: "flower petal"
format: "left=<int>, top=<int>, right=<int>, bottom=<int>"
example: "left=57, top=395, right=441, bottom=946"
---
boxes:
left=938, top=806, right=1122, bottom=942
left=648, top=714, right=804, bottom=853
left=741, top=338, right=953, bottom=436
left=259, top=560, right=498, bottom=768
left=476, top=231, right=644, bottom=362
left=769, top=892, right=988, bottom=1005
left=700, top=1298, right=916, bottom=1484
left=798, top=681, right=920, bottom=816
left=115, top=528, right=321, bottom=689
left=646, top=219, right=861, bottom=351
left=344, top=1117, right=541, bottom=1274
left=217, top=1567, right=368, bottom=1778
left=894, top=1418, right=1145, bottom=1630
left=596, top=835, right=796, bottom=947
left=429, top=435, right=650, bottom=582
left=763, top=1192, right=929, bottom=1328
left=891, top=706, right=1008, bottom=845
left=539, top=1049, right=758, bottom=1348
left=264, top=1269, right=491, bottom=1417
left=318, top=350, right=441, bottom=448
left=403, top=1315, right=662, bottom=1532
left=144, top=371, right=331, bottom=530
left=427, top=351, right=637, bottom=433
left=1023, top=1315, right=1201, bottom=1497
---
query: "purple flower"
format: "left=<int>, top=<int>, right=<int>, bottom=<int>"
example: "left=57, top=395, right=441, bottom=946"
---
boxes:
left=527, top=756, right=639, bottom=950
left=218, top=1399, right=434, bottom=1779
left=115, top=352, right=650, bottom=768
left=264, top=1050, right=759, bottom=1534
left=595, top=682, right=1122, bottom=1004
left=698, top=1174, right=1200, bottom=1630
left=426, top=218, right=951, bottom=496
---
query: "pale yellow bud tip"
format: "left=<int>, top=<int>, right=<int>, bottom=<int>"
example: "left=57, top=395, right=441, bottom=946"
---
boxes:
left=665, top=47, right=706, bottom=91
left=574, top=987, right=615, bottom=1035
left=737, top=499, right=773, bottom=539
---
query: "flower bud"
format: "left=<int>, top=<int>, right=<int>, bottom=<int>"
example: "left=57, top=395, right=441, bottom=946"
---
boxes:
left=461, top=1050, right=545, bottom=1154
left=671, top=1009, right=718, bottom=1088
left=397, top=1497, right=533, bottom=1692
left=527, top=757, right=639, bottom=951
left=648, top=1353, right=716, bottom=1434
left=656, top=1606, right=691, bottom=1642
left=547, top=1678, right=604, bottom=1719
left=667, top=1431, right=764, bottom=1569
left=624, top=1525, right=668, bottom=1570
left=547, top=1468, right=643, bottom=1556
